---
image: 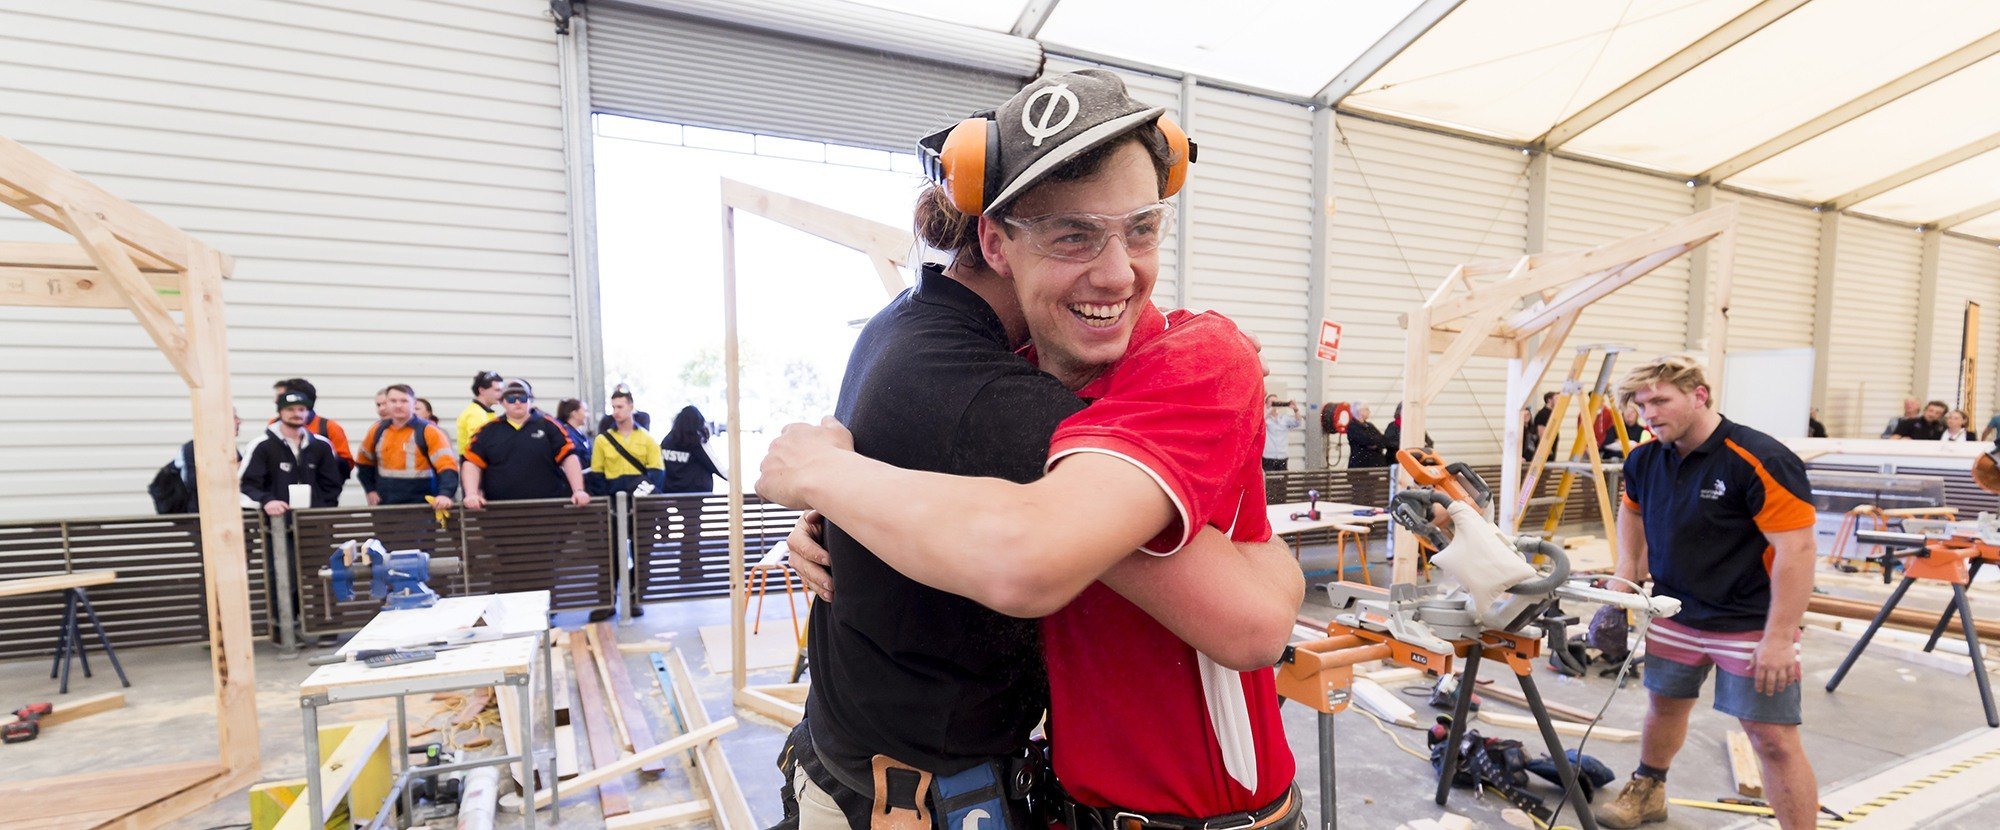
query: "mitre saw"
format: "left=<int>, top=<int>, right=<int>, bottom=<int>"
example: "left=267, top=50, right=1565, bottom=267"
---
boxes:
left=1324, top=448, right=1680, bottom=656
left=319, top=538, right=461, bottom=611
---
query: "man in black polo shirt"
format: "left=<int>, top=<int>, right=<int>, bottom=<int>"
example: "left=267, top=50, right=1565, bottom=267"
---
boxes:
left=1596, top=355, right=1820, bottom=829
left=461, top=378, right=591, bottom=509
left=1890, top=399, right=1947, bottom=440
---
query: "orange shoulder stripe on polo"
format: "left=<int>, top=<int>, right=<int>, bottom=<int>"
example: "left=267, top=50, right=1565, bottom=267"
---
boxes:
left=1724, top=439, right=1815, bottom=533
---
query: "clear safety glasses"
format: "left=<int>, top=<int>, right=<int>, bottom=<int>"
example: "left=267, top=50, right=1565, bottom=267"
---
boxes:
left=1002, top=201, right=1176, bottom=263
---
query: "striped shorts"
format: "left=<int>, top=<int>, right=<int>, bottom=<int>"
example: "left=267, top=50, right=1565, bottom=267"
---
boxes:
left=1642, top=618, right=1802, bottom=724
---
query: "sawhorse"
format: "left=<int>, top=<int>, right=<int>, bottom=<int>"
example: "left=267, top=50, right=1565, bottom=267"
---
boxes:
left=1827, top=529, right=1997, bottom=727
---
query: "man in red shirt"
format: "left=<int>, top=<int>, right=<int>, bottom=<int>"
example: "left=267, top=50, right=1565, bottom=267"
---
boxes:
left=758, top=69, right=1299, bottom=829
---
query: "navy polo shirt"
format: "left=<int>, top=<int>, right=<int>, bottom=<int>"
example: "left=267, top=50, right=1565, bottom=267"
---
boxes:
left=466, top=412, right=575, bottom=501
left=1621, top=417, right=1815, bottom=632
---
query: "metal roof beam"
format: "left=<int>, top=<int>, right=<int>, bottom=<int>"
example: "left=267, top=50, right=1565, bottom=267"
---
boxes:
left=1315, top=0, right=1467, bottom=107
left=1703, top=29, right=2000, bottom=183
left=1935, top=196, right=2000, bottom=231
left=1829, top=128, right=2000, bottom=210
left=1540, top=0, right=1812, bottom=150
left=1010, top=0, right=1061, bottom=39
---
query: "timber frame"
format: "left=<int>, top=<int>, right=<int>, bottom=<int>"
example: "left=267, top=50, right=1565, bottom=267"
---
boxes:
left=0, top=137, right=260, bottom=826
left=717, top=178, right=911, bottom=725
left=1393, top=203, right=1739, bottom=583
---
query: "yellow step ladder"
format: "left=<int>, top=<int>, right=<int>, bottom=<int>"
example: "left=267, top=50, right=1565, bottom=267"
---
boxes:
left=1512, top=345, right=1638, bottom=535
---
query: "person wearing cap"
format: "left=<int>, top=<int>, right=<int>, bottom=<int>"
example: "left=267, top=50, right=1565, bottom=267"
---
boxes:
left=271, top=377, right=354, bottom=481
left=242, top=390, right=345, bottom=513
left=462, top=379, right=591, bottom=508
left=756, top=70, right=1301, bottom=830
left=357, top=384, right=460, bottom=507
left=457, top=370, right=505, bottom=456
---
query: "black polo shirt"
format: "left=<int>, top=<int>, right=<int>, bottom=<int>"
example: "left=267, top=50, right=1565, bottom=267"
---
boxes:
left=467, top=412, right=575, bottom=501
left=806, top=265, right=1085, bottom=791
left=1892, top=416, right=1944, bottom=440
left=1621, top=417, right=1815, bottom=632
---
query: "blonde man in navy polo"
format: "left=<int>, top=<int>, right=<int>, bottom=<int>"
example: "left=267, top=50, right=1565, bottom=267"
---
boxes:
left=1597, top=355, right=1820, bottom=829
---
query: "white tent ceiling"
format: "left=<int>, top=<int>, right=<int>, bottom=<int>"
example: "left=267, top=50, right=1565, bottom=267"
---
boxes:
left=835, top=0, right=2000, bottom=240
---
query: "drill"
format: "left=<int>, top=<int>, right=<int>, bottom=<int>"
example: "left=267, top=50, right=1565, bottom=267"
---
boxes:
left=3, top=703, right=52, bottom=743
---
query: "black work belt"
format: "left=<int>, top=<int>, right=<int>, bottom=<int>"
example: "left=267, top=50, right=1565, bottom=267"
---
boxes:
left=1056, top=784, right=1301, bottom=830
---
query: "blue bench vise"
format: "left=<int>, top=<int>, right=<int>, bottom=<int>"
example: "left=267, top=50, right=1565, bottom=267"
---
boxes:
left=320, top=539, right=462, bottom=611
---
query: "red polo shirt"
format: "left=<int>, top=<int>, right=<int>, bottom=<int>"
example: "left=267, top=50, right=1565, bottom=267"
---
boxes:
left=1040, top=304, right=1294, bottom=817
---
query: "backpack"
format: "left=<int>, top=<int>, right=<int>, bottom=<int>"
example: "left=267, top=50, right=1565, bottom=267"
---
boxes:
left=148, top=444, right=194, bottom=514
left=368, top=417, right=435, bottom=472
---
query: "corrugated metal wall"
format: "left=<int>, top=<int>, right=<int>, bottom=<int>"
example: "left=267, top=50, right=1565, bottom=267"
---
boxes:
left=1714, top=192, right=1820, bottom=353
left=0, top=0, right=574, bottom=520
left=1546, top=159, right=1694, bottom=360
left=1184, top=86, right=1314, bottom=462
left=1931, top=235, right=2000, bottom=421
left=1325, top=116, right=1530, bottom=467
left=1825, top=217, right=1924, bottom=437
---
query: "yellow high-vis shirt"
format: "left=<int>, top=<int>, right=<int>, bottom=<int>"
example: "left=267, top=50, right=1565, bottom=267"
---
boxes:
left=456, top=401, right=497, bottom=455
left=591, top=428, right=664, bottom=479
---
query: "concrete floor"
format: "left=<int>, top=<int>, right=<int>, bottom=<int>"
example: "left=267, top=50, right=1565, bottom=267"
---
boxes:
left=4, top=540, right=2000, bottom=829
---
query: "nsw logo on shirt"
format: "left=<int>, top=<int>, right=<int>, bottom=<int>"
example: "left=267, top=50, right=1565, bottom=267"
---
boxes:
left=1700, top=478, right=1727, bottom=500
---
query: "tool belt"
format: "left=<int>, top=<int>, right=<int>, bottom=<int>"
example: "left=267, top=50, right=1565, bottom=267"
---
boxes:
left=778, top=719, right=1047, bottom=830
left=1050, top=784, right=1302, bottom=830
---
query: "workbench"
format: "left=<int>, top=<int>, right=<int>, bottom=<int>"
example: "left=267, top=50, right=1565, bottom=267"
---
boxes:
left=296, top=591, right=555, bottom=829
left=1268, top=502, right=1387, bottom=580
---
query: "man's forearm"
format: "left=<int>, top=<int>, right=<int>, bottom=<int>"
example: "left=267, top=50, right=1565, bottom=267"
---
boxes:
left=799, top=450, right=1168, bottom=617
left=1615, top=505, right=1648, bottom=585
left=562, top=456, right=585, bottom=492
left=1763, top=529, right=1817, bottom=638
left=461, top=464, right=482, bottom=497
left=1100, top=534, right=1302, bottom=670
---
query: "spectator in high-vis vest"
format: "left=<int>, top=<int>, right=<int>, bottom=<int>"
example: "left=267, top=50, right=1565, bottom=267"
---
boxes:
left=357, top=384, right=459, bottom=507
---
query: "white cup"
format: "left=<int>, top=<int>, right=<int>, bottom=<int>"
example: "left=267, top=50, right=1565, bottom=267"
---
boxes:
left=288, top=483, right=312, bottom=509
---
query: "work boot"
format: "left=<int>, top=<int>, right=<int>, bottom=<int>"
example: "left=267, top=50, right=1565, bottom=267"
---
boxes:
left=1594, top=775, right=1668, bottom=828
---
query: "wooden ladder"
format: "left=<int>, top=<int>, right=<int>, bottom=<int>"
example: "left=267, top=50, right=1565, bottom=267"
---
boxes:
left=1512, top=345, right=1637, bottom=535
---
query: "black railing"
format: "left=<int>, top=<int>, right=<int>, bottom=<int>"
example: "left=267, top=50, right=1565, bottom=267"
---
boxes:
left=0, top=511, right=269, bottom=660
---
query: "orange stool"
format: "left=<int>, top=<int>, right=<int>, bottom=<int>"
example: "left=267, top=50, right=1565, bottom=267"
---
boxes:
left=749, top=542, right=805, bottom=647
left=1334, top=524, right=1373, bottom=585
left=1828, top=505, right=1887, bottom=570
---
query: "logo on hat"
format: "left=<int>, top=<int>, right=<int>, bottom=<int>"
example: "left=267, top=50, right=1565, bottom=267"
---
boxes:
left=1022, top=83, right=1079, bottom=148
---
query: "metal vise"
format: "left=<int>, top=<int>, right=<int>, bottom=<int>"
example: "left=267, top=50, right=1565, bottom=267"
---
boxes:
left=320, top=539, right=461, bottom=611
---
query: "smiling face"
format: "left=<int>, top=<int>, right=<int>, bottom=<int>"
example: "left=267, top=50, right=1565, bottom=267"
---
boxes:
left=981, top=140, right=1161, bottom=390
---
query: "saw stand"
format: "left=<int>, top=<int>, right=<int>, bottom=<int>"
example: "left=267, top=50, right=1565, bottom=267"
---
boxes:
left=1827, top=529, right=1998, bottom=727
left=1280, top=611, right=1600, bottom=829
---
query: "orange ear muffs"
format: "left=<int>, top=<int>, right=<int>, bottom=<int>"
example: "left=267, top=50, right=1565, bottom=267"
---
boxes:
left=1156, top=115, right=1195, bottom=199
left=937, top=118, right=1001, bottom=214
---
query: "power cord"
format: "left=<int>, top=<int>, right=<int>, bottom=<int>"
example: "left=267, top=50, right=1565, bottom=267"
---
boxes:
left=1539, top=575, right=1661, bottom=830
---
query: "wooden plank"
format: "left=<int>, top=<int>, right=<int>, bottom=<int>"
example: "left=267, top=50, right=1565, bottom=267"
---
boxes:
left=0, top=761, right=220, bottom=817
left=604, top=799, right=714, bottom=830
left=0, top=570, right=116, bottom=599
left=735, top=686, right=804, bottom=727
left=273, top=719, right=391, bottom=830
left=581, top=624, right=636, bottom=754
left=42, top=691, right=124, bottom=727
left=530, top=719, right=736, bottom=810
left=1470, top=682, right=1597, bottom=724
left=0, top=267, right=184, bottom=310
left=0, top=241, right=175, bottom=271
left=1477, top=711, right=1638, bottom=742
left=591, top=621, right=666, bottom=775
left=554, top=724, right=580, bottom=779
left=93, top=764, right=259, bottom=830
left=719, top=178, right=911, bottom=268
left=565, top=633, right=632, bottom=817
left=1727, top=730, right=1764, bottom=798
left=658, top=650, right=757, bottom=830
left=0, top=136, right=192, bottom=271
left=1808, top=595, right=2000, bottom=641
left=54, top=204, right=195, bottom=385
